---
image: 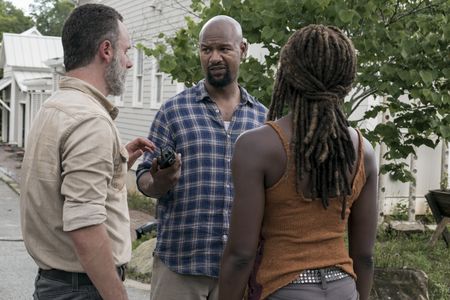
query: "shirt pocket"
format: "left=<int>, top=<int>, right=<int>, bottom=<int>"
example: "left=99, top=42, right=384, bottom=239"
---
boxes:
left=111, top=145, right=128, bottom=190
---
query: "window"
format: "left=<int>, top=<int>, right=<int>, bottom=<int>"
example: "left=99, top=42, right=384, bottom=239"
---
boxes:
left=30, top=92, right=50, bottom=123
left=151, top=59, right=164, bottom=108
left=132, top=47, right=144, bottom=107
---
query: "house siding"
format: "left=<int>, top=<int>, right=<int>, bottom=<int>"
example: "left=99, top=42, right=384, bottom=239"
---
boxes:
left=97, top=0, right=192, bottom=146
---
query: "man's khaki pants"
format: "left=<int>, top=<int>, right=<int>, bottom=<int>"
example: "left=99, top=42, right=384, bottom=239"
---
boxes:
left=150, top=256, right=219, bottom=300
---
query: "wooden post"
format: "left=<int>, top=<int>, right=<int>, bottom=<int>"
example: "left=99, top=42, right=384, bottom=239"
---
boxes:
left=408, top=153, right=417, bottom=222
left=441, top=142, right=449, bottom=190
left=429, top=217, right=450, bottom=247
left=425, top=192, right=450, bottom=248
left=377, top=96, right=388, bottom=223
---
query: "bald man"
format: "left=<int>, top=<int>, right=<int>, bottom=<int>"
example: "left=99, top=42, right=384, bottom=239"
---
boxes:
left=136, top=15, right=267, bottom=300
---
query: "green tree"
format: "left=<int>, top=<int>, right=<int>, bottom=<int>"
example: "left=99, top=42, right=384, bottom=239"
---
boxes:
left=30, top=0, right=75, bottom=36
left=142, top=0, right=449, bottom=182
left=0, top=0, right=34, bottom=41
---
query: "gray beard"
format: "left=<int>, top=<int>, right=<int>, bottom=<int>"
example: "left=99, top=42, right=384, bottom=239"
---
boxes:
left=105, top=55, right=127, bottom=96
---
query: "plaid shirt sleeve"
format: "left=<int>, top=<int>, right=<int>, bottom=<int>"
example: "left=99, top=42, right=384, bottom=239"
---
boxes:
left=136, top=105, right=174, bottom=196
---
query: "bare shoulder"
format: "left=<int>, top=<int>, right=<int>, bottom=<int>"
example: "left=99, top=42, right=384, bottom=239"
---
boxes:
left=236, top=124, right=275, bottom=144
left=234, top=124, right=281, bottom=163
left=348, top=127, right=377, bottom=177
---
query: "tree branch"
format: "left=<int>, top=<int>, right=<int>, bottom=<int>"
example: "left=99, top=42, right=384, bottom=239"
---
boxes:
left=171, top=0, right=201, bottom=18
left=349, top=88, right=378, bottom=115
left=386, top=0, right=443, bottom=26
left=377, top=7, right=387, bottom=24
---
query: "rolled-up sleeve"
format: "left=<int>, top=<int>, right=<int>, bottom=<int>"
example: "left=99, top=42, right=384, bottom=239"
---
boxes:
left=60, top=116, right=115, bottom=231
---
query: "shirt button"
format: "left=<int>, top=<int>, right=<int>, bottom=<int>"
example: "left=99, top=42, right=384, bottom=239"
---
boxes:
left=215, top=109, right=220, bottom=113
left=222, top=234, right=228, bottom=242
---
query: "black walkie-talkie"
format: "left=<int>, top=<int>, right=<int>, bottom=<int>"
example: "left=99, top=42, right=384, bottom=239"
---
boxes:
left=157, top=147, right=176, bottom=169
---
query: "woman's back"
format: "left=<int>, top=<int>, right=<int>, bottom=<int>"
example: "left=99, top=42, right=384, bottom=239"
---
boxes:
left=246, top=118, right=367, bottom=299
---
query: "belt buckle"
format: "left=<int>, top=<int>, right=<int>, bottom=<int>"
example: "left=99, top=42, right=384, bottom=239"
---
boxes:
left=319, top=268, right=327, bottom=290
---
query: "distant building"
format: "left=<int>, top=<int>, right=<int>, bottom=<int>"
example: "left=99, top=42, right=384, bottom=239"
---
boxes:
left=0, top=27, right=62, bottom=147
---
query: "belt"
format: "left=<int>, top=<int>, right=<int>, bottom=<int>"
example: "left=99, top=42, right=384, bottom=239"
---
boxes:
left=291, top=267, right=349, bottom=289
left=38, top=265, right=126, bottom=286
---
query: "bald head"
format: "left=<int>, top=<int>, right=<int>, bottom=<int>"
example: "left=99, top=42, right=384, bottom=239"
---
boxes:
left=198, top=15, right=247, bottom=88
left=199, top=15, right=243, bottom=44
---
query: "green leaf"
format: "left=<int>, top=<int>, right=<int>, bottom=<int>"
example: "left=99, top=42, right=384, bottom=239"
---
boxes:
left=380, top=163, right=415, bottom=183
left=338, top=9, right=354, bottom=23
left=400, top=48, right=409, bottom=60
left=442, top=68, right=450, bottom=79
left=397, top=70, right=410, bottom=82
left=261, top=26, right=274, bottom=40
left=419, top=70, right=433, bottom=86
left=443, top=94, right=450, bottom=105
left=440, top=125, right=450, bottom=140
left=222, top=0, right=232, bottom=11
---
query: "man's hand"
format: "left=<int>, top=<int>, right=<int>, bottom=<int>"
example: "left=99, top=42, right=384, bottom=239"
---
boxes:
left=138, top=153, right=182, bottom=198
left=125, top=137, right=156, bottom=170
left=150, top=153, right=182, bottom=197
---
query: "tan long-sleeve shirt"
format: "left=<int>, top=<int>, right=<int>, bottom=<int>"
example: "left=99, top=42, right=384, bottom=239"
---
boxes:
left=20, top=76, right=131, bottom=272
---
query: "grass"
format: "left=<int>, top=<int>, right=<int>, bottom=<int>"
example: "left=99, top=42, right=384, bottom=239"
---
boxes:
left=374, top=223, right=450, bottom=299
left=127, top=191, right=156, bottom=216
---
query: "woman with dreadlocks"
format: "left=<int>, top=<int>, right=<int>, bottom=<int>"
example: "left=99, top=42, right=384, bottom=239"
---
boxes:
left=219, top=24, right=377, bottom=300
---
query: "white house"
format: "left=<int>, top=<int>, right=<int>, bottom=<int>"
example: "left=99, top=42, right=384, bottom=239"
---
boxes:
left=0, top=27, right=63, bottom=147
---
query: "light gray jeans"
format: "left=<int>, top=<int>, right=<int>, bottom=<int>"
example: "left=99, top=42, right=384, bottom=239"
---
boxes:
left=268, top=276, right=359, bottom=300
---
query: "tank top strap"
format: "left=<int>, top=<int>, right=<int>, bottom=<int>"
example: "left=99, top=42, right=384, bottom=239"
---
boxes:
left=265, top=121, right=290, bottom=157
left=352, top=128, right=366, bottom=190
left=356, top=128, right=364, bottom=169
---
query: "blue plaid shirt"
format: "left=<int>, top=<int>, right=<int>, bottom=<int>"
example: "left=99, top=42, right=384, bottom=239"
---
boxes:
left=136, top=80, right=267, bottom=277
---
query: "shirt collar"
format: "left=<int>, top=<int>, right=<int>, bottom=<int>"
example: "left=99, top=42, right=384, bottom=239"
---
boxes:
left=58, top=76, right=119, bottom=120
left=196, top=79, right=256, bottom=107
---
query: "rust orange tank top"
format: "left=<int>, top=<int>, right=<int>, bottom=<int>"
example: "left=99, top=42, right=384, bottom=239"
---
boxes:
left=248, top=121, right=366, bottom=300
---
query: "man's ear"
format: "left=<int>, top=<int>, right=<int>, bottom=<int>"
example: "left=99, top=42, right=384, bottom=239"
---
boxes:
left=240, top=40, right=248, bottom=61
left=98, top=39, right=114, bottom=63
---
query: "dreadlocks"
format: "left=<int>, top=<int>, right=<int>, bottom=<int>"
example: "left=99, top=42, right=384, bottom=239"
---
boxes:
left=268, top=24, right=357, bottom=218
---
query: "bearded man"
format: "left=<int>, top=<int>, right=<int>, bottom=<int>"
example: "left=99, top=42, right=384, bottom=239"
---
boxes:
left=19, top=4, right=155, bottom=300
